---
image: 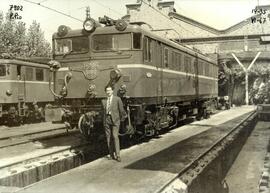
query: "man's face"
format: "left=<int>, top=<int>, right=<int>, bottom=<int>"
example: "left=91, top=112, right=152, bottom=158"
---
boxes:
left=106, top=87, right=113, bottom=97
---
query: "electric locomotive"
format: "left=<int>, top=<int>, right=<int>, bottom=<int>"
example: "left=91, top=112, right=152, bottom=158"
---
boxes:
left=47, top=15, right=218, bottom=138
left=0, top=54, right=54, bottom=126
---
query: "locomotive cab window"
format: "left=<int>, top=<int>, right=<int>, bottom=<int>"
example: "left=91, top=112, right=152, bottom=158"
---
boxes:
left=0, top=64, right=6, bottom=76
left=54, top=37, right=89, bottom=55
left=92, top=33, right=131, bottom=51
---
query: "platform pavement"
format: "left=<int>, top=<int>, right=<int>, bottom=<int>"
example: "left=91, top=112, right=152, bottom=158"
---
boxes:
left=8, top=106, right=255, bottom=193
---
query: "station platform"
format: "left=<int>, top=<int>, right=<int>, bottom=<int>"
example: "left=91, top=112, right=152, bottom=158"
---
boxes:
left=9, top=106, right=256, bottom=193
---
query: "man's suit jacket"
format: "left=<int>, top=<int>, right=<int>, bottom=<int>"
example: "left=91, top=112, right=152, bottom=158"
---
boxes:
left=102, top=95, right=127, bottom=126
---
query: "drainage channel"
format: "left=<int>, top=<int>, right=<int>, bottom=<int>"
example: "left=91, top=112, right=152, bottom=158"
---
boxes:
left=158, top=111, right=257, bottom=193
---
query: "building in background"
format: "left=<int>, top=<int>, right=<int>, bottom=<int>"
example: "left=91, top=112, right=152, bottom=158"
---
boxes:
left=123, top=0, right=270, bottom=104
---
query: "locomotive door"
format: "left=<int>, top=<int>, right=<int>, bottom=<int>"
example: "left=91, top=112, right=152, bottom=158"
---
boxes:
left=17, top=65, right=26, bottom=116
left=156, top=42, right=163, bottom=104
left=194, top=54, right=199, bottom=99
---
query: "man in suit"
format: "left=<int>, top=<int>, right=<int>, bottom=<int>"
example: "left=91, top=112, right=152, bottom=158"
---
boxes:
left=102, top=86, right=126, bottom=162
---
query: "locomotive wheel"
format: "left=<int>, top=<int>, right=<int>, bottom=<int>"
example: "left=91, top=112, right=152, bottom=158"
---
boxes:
left=78, top=114, right=92, bottom=138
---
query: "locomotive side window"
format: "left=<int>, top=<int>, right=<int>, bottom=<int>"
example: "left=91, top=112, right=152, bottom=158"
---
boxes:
left=36, top=68, right=44, bottom=81
left=164, top=48, right=169, bottom=68
left=178, top=54, right=182, bottom=71
left=148, top=38, right=152, bottom=62
left=92, top=34, right=131, bottom=51
left=184, top=56, right=191, bottom=73
left=143, top=36, right=152, bottom=62
left=205, top=63, right=209, bottom=76
left=172, top=51, right=176, bottom=70
left=198, top=61, right=203, bottom=75
left=172, top=51, right=181, bottom=70
left=133, top=33, right=141, bottom=49
left=191, top=60, right=195, bottom=74
left=202, top=62, right=206, bottom=75
left=17, top=65, right=21, bottom=77
left=209, top=64, right=213, bottom=77
left=143, top=37, right=147, bottom=60
left=157, top=41, right=162, bottom=67
left=25, top=67, right=33, bottom=81
left=0, top=64, right=6, bottom=76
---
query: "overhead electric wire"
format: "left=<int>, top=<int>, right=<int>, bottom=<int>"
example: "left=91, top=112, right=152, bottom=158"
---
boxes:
left=22, top=0, right=83, bottom=22
left=38, top=0, right=48, bottom=4
left=89, top=0, right=123, bottom=17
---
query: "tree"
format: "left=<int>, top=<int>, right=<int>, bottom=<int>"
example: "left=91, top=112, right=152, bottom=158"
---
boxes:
left=0, top=11, right=51, bottom=57
left=223, top=62, right=270, bottom=105
left=25, top=20, right=51, bottom=57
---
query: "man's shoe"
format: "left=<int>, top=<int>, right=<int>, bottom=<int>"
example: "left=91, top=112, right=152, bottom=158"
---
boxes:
left=107, top=155, right=114, bottom=160
left=116, top=157, right=121, bottom=162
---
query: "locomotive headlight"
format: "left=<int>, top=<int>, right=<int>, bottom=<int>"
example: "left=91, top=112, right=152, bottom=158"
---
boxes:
left=83, top=18, right=96, bottom=33
left=110, top=69, right=121, bottom=80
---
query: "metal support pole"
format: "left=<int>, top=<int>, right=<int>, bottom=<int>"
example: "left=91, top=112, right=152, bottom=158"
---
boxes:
left=231, top=52, right=261, bottom=105
left=245, top=73, right=249, bottom=105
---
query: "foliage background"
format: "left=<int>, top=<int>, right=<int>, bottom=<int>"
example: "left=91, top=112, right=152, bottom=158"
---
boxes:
left=0, top=11, right=51, bottom=57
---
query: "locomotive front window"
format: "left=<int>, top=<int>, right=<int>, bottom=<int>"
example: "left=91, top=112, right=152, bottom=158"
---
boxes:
left=92, top=33, right=131, bottom=51
left=54, top=37, right=89, bottom=55
left=0, top=65, right=6, bottom=76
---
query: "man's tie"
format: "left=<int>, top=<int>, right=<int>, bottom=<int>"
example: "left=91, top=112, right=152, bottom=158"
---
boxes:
left=107, top=97, right=111, bottom=115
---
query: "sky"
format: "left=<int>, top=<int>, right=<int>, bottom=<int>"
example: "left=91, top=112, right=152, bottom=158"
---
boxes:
left=1, top=0, right=270, bottom=42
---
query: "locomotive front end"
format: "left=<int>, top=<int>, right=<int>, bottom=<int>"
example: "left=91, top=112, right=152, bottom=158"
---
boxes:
left=47, top=17, right=134, bottom=137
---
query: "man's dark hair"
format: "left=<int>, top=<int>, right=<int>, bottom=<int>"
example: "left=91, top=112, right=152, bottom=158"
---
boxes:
left=104, top=85, right=114, bottom=91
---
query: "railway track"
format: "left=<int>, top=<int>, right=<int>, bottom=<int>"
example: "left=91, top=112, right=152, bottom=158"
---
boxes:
left=158, top=110, right=257, bottom=193
left=0, top=126, right=77, bottom=149
left=0, top=122, right=110, bottom=187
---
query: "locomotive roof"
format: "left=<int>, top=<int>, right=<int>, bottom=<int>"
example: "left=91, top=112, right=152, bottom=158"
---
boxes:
left=53, top=24, right=216, bottom=65
left=0, top=58, right=50, bottom=68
